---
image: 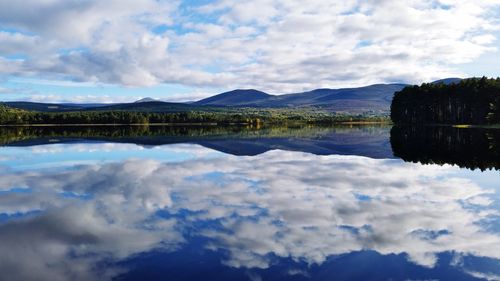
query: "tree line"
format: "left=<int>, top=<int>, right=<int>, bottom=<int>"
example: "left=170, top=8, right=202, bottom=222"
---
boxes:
left=0, top=106, right=265, bottom=125
left=391, top=77, right=500, bottom=124
left=0, top=104, right=389, bottom=125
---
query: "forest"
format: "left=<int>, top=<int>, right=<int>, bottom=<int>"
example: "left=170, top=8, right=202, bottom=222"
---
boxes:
left=0, top=104, right=388, bottom=125
left=391, top=77, right=500, bottom=124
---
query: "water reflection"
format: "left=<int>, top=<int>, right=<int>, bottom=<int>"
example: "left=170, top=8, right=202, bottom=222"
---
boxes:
left=0, top=146, right=498, bottom=281
left=391, top=125, right=500, bottom=171
left=0, top=125, right=393, bottom=158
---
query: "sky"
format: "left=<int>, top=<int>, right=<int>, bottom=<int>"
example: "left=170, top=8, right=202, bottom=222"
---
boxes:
left=0, top=0, right=499, bottom=103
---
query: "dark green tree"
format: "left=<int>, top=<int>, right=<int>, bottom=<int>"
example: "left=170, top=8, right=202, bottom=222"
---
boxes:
left=391, top=77, right=500, bottom=124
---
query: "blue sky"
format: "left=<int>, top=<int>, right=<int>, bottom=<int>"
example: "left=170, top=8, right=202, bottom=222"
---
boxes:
left=0, top=0, right=499, bottom=103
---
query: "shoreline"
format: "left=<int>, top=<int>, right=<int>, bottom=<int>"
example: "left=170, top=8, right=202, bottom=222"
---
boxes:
left=0, top=121, right=392, bottom=127
left=394, top=123, right=500, bottom=129
left=0, top=123, right=224, bottom=127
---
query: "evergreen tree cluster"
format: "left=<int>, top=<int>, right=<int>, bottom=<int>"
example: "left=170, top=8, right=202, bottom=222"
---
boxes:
left=391, top=77, right=500, bottom=124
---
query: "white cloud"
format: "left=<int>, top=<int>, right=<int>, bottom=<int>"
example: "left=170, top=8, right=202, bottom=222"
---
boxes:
left=26, top=94, right=133, bottom=104
left=0, top=1, right=499, bottom=95
left=0, top=31, right=41, bottom=56
left=21, top=91, right=215, bottom=103
left=0, top=86, right=10, bottom=93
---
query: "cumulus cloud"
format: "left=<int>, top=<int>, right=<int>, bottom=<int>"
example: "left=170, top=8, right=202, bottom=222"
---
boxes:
left=0, top=0, right=499, bottom=93
left=0, top=86, right=10, bottom=93
left=26, top=93, right=137, bottom=104
left=0, top=149, right=499, bottom=280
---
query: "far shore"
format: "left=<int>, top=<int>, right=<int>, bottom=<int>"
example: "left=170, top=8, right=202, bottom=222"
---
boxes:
left=337, top=121, right=391, bottom=125
left=0, top=123, right=221, bottom=127
left=2, top=122, right=500, bottom=128
left=0, top=121, right=392, bottom=127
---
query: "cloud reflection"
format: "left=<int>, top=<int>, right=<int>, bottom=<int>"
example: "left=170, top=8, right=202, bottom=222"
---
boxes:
left=0, top=148, right=498, bottom=280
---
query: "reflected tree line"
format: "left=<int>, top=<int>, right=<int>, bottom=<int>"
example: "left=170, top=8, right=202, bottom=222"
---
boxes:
left=391, top=77, right=500, bottom=124
left=1, top=124, right=498, bottom=170
left=0, top=124, right=376, bottom=146
left=391, top=125, right=500, bottom=171
left=0, top=125, right=255, bottom=145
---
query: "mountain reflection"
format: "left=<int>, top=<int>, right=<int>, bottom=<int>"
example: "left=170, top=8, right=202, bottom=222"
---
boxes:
left=391, top=125, right=500, bottom=171
left=0, top=148, right=499, bottom=280
left=0, top=125, right=393, bottom=158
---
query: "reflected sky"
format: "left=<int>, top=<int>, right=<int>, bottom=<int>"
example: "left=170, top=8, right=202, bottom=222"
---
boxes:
left=0, top=142, right=499, bottom=281
left=0, top=143, right=225, bottom=170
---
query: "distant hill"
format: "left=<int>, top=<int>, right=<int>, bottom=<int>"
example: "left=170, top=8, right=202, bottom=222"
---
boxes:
left=1, top=78, right=462, bottom=114
left=0, top=101, right=86, bottom=112
left=195, top=84, right=408, bottom=113
left=134, top=97, right=157, bottom=103
left=263, top=84, right=407, bottom=110
left=194, top=89, right=272, bottom=106
left=89, top=101, right=195, bottom=112
left=0, top=100, right=196, bottom=113
left=431, top=78, right=462, bottom=85
left=62, top=103, right=111, bottom=108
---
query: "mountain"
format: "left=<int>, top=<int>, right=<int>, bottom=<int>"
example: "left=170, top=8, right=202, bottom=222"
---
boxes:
left=134, top=97, right=157, bottom=103
left=88, top=101, right=195, bottom=112
left=1, top=78, right=461, bottom=114
left=0, top=101, right=87, bottom=112
left=431, top=78, right=462, bottom=85
left=62, top=103, right=111, bottom=108
left=194, top=89, right=272, bottom=106
left=195, top=84, right=408, bottom=113
left=0, top=85, right=408, bottom=114
left=262, top=84, right=407, bottom=109
left=1, top=100, right=197, bottom=113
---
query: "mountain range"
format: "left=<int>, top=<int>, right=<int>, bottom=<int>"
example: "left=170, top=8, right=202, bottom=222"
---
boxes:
left=1, top=78, right=461, bottom=114
left=194, top=84, right=408, bottom=112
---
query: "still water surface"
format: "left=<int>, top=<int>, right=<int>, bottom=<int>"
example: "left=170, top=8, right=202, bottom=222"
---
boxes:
left=0, top=125, right=499, bottom=281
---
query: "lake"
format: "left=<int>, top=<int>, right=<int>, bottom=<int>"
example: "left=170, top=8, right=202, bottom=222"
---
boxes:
left=0, top=125, right=499, bottom=281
